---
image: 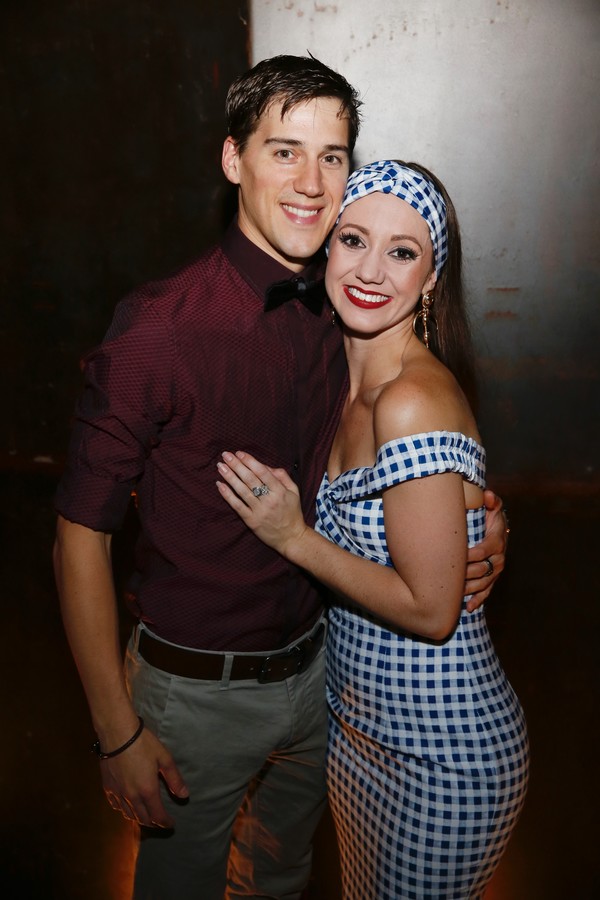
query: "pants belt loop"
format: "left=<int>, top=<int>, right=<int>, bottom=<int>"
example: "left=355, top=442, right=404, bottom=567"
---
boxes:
left=220, top=654, right=234, bottom=690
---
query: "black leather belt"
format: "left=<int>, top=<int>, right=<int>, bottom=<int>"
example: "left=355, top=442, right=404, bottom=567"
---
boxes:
left=137, top=623, right=325, bottom=684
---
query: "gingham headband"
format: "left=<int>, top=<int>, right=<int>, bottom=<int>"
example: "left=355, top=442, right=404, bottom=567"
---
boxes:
left=335, top=160, right=448, bottom=277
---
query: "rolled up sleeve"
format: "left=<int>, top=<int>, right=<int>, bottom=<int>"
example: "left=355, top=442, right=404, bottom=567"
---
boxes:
left=55, top=297, right=176, bottom=532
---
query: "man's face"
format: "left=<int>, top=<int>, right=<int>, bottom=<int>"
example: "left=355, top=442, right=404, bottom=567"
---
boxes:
left=222, top=97, right=351, bottom=272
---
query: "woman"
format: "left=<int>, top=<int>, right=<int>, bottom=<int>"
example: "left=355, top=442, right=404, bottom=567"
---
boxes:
left=216, top=161, right=529, bottom=899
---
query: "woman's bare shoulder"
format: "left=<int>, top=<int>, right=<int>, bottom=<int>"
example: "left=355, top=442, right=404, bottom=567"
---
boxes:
left=374, top=356, right=478, bottom=445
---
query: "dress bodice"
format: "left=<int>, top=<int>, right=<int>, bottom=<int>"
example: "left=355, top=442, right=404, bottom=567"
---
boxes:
left=316, top=431, right=487, bottom=566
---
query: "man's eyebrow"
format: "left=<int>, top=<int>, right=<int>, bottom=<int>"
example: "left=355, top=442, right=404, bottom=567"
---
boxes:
left=264, top=138, right=349, bottom=154
left=264, top=138, right=303, bottom=147
left=324, top=144, right=350, bottom=154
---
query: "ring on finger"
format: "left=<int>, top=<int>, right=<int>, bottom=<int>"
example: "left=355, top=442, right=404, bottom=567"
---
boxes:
left=483, top=557, right=494, bottom=577
left=252, top=483, right=270, bottom=497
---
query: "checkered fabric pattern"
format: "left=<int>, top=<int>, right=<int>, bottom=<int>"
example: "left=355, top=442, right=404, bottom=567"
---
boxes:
left=335, top=161, right=449, bottom=277
left=318, top=432, right=486, bottom=564
left=315, top=431, right=529, bottom=898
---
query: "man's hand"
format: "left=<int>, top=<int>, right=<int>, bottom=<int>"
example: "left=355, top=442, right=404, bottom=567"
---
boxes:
left=465, top=490, right=509, bottom=612
left=100, top=726, right=189, bottom=828
left=54, top=516, right=189, bottom=828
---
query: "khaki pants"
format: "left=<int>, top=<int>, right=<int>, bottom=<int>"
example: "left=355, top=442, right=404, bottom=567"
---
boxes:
left=125, top=624, right=328, bottom=900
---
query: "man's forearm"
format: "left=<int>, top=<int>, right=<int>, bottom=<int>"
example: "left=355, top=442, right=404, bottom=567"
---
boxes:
left=53, top=516, right=139, bottom=747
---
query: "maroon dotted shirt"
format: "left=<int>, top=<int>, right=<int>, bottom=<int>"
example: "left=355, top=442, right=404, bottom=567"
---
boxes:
left=55, top=224, right=348, bottom=651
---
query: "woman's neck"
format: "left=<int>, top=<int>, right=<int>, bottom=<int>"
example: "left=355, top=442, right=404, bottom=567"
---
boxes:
left=343, top=322, right=421, bottom=401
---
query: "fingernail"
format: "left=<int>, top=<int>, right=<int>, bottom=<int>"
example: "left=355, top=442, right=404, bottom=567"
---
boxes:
left=222, top=451, right=233, bottom=461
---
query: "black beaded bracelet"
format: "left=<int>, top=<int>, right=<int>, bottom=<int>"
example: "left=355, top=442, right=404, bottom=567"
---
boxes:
left=91, top=716, right=145, bottom=759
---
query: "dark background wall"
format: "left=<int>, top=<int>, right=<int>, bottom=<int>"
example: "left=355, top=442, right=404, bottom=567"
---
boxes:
left=1, top=0, right=248, bottom=472
left=1, top=2, right=247, bottom=891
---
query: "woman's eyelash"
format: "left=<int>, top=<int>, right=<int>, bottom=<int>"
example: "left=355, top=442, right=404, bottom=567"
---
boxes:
left=338, top=231, right=418, bottom=261
left=392, top=247, right=417, bottom=260
left=338, top=231, right=363, bottom=247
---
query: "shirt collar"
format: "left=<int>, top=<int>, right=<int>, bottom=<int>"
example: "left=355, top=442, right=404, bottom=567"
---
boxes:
left=220, top=220, right=325, bottom=308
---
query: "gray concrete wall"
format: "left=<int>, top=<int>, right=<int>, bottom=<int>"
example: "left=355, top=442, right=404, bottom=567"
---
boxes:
left=250, top=0, right=600, bottom=489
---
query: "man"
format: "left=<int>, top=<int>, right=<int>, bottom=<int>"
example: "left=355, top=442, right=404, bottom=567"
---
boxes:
left=53, top=55, right=507, bottom=899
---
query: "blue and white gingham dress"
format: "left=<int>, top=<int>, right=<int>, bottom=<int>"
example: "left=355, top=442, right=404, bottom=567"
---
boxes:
left=316, top=432, right=529, bottom=900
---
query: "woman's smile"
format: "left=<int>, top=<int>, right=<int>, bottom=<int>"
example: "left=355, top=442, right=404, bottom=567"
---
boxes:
left=343, top=285, right=393, bottom=308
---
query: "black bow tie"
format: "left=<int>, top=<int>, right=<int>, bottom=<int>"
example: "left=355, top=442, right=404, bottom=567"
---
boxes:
left=264, top=276, right=326, bottom=315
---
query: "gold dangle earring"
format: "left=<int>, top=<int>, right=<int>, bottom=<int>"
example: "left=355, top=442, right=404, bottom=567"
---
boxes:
left=412, top=291, right=435, bottom=349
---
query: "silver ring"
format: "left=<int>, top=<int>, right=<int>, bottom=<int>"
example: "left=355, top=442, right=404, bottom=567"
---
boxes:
left=483, top=557, right=494, bottom=577
left=252, top=484, right=269, bottom=497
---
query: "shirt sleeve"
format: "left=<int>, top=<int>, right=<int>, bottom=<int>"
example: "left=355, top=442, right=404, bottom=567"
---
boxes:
left=55, top=295, right=176, bottom=531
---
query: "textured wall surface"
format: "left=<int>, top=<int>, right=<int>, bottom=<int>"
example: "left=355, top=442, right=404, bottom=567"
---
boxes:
left=250, top=0, right=600, bottom=488
left=2, top=0, right=249, bottom=468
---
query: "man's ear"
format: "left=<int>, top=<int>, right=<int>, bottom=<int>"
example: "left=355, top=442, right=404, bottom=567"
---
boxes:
left=222, top=136, right=241, bottom=185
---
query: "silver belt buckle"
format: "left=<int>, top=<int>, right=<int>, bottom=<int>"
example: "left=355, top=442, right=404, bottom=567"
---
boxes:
left=257, top=644, right=304, bottom=684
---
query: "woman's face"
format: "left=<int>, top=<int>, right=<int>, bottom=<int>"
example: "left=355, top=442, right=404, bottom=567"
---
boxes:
left=326, top=191, right=437, bottom=336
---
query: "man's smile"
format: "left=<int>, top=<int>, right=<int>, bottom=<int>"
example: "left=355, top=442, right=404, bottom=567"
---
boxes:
left=281, top=203, right=323, bottom=221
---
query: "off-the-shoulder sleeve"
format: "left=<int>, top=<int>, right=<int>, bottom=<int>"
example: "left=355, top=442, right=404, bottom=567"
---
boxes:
left=329, top=432, right=486, bottom=503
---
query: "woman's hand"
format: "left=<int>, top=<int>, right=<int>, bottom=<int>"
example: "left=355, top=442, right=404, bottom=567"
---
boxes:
left=216, top=451, right=309, bottom=557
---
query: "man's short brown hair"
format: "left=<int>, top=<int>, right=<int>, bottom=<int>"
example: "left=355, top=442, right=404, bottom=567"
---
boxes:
left=226, top=54, right=362, bottom=154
